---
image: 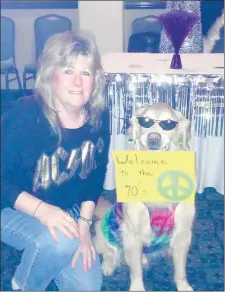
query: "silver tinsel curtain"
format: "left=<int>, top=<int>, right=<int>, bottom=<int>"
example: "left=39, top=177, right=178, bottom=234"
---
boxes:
left=105, top=74, right=224, bottom=138
left=159, top=1, right=204, bottom=53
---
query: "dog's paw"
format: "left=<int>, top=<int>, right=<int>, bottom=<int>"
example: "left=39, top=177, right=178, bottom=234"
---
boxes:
left=101, top=258, right=116, bottom=276
left=176, top=280, right=193, bottom=291
left=129, top=282, right=145, bottom=291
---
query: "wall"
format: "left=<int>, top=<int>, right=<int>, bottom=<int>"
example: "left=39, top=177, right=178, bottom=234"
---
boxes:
left=79, top=1, right=124, bottom=56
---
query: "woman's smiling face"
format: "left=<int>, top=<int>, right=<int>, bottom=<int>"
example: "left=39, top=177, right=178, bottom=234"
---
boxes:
left=53, top=55, right=95, bottom=111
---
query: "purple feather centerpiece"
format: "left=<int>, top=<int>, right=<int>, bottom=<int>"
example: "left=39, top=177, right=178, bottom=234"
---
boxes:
left=159, top=10, right=199, bottom=69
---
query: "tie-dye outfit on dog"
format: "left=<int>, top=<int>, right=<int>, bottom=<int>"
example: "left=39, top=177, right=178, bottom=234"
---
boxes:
left=101, top=202, right=177, bottom=255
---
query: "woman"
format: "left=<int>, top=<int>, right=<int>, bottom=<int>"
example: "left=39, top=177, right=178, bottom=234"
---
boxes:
left=1, top=31, right=110, bottom=291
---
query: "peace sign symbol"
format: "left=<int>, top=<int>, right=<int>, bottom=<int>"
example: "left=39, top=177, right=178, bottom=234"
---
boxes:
left=157, top=170, right=194, bottom=202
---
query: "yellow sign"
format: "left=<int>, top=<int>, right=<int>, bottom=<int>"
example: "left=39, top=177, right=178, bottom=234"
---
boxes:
left=113, top=150, right=196, bottom=204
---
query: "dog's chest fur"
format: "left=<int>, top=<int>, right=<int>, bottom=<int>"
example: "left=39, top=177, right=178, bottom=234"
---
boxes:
left=101, top=202, right=178, bottom=254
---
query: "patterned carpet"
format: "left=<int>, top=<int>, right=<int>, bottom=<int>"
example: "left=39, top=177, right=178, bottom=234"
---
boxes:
left=1, top=188, right=224, bottom=291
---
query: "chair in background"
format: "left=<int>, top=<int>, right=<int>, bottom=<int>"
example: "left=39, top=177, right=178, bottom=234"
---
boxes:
left=128, top=14, right=162, bottom=53
left=128, top=32, right=162, bottom=53
left=1, top=16, right=22, bottom=90
left=23, top=14, right=72, bottom=90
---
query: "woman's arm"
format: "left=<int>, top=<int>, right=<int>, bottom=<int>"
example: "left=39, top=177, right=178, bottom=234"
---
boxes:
left=14, top=191, right=43, bottom=216
left=1, top=99, right=79, bottom=240
left=81, top=110, right=110, bottom=204
left=78, top=201, right=95, bottom=236
left=15, top=191, right=80, bottom=241
left=1, top=98, right=37, bottom=209
left=78, top=109, right=111, bottom=236
left=2, top=99, right=48, bottom=215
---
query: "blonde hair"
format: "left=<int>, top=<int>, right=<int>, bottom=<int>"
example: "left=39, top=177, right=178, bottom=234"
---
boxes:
left=35, top=31, right=105, bottom=143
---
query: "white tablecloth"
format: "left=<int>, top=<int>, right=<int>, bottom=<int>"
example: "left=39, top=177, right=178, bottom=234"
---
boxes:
left=102, top=53, right=224, bottom=195
left=102, top=53, right=224, bottom=75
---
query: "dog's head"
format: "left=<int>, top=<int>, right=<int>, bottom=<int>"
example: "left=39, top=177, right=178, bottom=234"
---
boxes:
left=128, top=103, right=191, bottom=151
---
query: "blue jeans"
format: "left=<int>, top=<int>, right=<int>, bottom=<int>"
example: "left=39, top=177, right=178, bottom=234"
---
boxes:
left=1, top=207, right=102, bottom=291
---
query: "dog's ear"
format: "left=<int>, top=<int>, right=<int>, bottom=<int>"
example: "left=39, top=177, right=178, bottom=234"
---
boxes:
left=174, top=110, right=191, bottom=150
left=127, top=105, right=148, bottom=142
left=127, top=116, right=140, bottom=149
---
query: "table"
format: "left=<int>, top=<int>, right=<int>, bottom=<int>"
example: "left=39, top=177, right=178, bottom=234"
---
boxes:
left=102, top=53, right=224, bottom=195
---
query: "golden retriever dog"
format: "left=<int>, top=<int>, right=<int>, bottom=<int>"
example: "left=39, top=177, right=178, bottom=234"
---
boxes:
left=93, top=103, right=195, bottom=291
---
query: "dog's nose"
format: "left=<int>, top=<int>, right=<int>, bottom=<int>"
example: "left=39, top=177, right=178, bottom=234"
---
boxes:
left=147, top=132, right=161, bottom=150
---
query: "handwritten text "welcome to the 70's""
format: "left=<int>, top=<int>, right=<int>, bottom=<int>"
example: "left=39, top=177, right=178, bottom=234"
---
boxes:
left=115, top=153, right=168, bottom=177
left=115, top=153, right=167, bottom=165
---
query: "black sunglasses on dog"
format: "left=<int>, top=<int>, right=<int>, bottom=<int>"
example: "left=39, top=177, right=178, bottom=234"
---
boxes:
left=137, top=117, right=178, bottom=131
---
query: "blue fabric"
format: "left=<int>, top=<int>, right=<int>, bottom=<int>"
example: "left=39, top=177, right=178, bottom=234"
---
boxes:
left=1, top=207, right=102, bottom=291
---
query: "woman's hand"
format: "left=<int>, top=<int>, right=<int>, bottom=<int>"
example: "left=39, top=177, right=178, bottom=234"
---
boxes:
left=71, top=201, right=96, bottom=270
left=71, top=229, right=96, bottom=271
left=34, top=202, right=79, bottom=241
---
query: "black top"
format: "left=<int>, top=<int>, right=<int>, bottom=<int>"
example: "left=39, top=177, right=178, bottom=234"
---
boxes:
left=1, top=96, right=110, bottom=210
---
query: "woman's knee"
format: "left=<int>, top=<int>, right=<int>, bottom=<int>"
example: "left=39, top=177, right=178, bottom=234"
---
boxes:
left=78, top=255, right=103, bottom=291
left=57, top=254, right=103, bottom=291
left=34, top=228, right=81, bottom=259
left=58, top=274, right=102, bottom=291
left=82, top=274, right=103, bottom=291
